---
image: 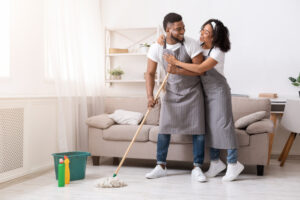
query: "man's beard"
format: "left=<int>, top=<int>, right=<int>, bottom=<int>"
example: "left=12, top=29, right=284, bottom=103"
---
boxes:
left=171, top=33, right=184, bottom=44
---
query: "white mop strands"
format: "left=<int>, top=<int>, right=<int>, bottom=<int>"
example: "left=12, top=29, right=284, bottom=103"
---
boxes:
left=95, top=176, right=127, bottom=188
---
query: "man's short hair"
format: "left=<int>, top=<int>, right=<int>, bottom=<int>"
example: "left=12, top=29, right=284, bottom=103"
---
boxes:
left=163, top=13, right=182, bottom=31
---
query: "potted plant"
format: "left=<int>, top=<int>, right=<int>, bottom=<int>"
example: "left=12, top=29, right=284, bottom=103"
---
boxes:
left=288, top=73, right=300, bottom=97
left=139, top=43, right=151, bottom=53
left=109, top=67, right=124, bottom=80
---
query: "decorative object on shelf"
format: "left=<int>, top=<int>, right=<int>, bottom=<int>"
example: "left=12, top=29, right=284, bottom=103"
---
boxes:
left=109, top=67, right=124, bottom=80
left=109, top=48, right=129, bottom=54
left=288, top=72, right=300, bottom=97
left=139, top=43, right=151, bottom=54
left=259, top=93, right=278, bottom=98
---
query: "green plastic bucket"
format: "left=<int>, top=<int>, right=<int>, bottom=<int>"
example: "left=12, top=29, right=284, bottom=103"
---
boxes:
left=52, top=151, right=91, bottom=181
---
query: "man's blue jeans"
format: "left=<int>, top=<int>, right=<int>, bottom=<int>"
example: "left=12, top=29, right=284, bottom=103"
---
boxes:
left=156, top=134, right=205, bottom=167
left=210, top=147, right=237, bottom=163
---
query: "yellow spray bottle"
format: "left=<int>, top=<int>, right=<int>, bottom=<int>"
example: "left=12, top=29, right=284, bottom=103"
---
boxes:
left=64, top=155, right=70, bottom=184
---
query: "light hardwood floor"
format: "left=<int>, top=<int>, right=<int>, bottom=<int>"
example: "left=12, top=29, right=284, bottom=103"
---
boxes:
left=0, top=158, right=299, bottom=200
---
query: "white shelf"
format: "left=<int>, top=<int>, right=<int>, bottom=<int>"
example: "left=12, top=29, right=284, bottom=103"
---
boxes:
left=270, top=98, right=287, bottom=103
left=105, top=80, right=145, bottom=83
left=271, top=101, right=286, bottom=104
left=106, top=27, right=157, bottom=31
left=105, top=26, right=163, bottom=86
left=106, top=53, right=147, bottom=56
left=270, top=111, right=284, bottom=114
left=105, top=79, right=159, bottom=83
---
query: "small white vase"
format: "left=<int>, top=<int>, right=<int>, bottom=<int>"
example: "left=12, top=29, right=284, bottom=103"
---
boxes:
left=111, top=75, right=121, bottom=80
left=140, top=46, right=149, bottom=54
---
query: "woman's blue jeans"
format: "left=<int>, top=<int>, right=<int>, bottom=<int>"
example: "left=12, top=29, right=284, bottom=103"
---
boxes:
left=210, top=147, right=237, bottom=163
left=156, top=134, right=205, bottom=167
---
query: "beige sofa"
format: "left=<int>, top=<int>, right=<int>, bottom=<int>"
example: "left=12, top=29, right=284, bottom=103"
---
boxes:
left=87, top=96, right=273, bottom=176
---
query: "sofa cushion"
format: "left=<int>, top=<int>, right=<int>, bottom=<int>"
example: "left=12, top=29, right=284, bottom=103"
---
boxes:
left=86, top=114, right=114, bottom=129
left=232, top=97, right=271, bottom=122
left=246, top=119, right=274, bottom=134
left=235, top=129, right=250, bottom=146
left=149, top=126, right=250, bottom=147
left=149, top=126, right=193, bottom=144
left=234, top=111, right=267, bottom=129
left=103, top=125, right=154, bottom=142
left=104, top=97, right=160, bottom=125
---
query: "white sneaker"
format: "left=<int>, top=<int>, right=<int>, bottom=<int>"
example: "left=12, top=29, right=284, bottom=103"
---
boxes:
left=222, top=161, right=244, bottom=182
left=145, top=165, right=167, bottom=179
left=191, top=167, right=207, bottom=182
left=205, top=159, right=226, bottom=178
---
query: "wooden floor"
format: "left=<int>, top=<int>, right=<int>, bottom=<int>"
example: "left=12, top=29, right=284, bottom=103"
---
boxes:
left=1, top=158, right=300, bottom=200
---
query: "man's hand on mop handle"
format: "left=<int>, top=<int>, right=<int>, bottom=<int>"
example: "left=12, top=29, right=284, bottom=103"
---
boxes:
left=148, top=96, right=158, bottom=108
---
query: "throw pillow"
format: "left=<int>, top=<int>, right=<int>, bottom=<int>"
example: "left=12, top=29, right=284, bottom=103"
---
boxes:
left=234, top=111, right=267, bottom=129
left=246, top=119, right=274, bottom=134
left=108, top=109, right=144, bottom=125
left=86, top=114, right=115, bottom=129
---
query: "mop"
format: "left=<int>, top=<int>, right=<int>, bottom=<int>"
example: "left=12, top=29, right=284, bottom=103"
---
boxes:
left=95, top=72, right=170, bottom=188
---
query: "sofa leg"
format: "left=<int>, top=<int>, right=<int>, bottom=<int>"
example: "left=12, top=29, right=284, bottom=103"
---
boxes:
left=113, top=157, right=120, bottom=165
left=92, top=156, right=100, bottom=166
left=257, top=165, right=264, bottom=176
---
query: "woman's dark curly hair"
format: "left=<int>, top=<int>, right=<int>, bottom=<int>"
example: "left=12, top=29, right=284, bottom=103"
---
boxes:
left=202, top=19, right=231, bottom=52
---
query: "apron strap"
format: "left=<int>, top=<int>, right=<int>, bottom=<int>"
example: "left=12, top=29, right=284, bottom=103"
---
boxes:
left=208, top=46, right=214, bottom=56
left=200, top=42, right=214, bottom=56
left=163, top=38, right=167, bottom=49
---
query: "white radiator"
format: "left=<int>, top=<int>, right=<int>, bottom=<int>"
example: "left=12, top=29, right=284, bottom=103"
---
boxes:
left=0, top=108, right=24, bottom=174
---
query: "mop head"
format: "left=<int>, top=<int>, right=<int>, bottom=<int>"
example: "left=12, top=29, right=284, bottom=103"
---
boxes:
left=95, top=176, right=127, bottom=188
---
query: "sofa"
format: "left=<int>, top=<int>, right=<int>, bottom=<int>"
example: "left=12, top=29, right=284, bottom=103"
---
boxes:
left=87, top=96, right=273, bottom=176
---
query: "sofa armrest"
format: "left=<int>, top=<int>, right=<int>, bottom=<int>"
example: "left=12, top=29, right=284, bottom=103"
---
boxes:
left=86, top=114, right=115, bottom=129
left=246, top=119, right=274, bottom=135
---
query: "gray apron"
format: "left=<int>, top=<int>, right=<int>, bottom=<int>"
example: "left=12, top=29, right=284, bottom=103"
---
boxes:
left=159, top=42, right=205, bottom=135
left=201, top=48, right=238, bottom=149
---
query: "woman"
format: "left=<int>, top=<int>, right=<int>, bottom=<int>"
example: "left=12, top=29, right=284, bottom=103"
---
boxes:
left=162, top=19, right=244, bottom=181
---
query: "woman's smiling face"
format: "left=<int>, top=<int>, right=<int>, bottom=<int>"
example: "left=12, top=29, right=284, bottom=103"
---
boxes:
left=200, top=24, right=213, bottom=44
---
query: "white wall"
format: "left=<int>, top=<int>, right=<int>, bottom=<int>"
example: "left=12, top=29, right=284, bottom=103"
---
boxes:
left=0, top=0, right=56, bottom=97
left=3, top=0, right=299, bottom=97
left=101, top=0, right=300, bottom=98
left=2, top=0, right=299, bottom=97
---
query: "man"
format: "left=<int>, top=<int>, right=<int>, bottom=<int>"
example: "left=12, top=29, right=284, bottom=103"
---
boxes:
left=145, top=13, right=207, bottom=182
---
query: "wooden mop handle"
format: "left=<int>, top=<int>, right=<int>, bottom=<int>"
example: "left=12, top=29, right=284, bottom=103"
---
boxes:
left=114, top=73, right=170, bottom=176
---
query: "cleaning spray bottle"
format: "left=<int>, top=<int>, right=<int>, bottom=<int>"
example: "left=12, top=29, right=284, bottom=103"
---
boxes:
left=58, top=158, right=65, bottom=187
left=64, top=155, right=70, bottom=185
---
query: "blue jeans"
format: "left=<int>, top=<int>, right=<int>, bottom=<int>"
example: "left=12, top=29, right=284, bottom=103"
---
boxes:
left=156, top=134, right=205, bottom=167
left=210, top=147, right=237, bottom=163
